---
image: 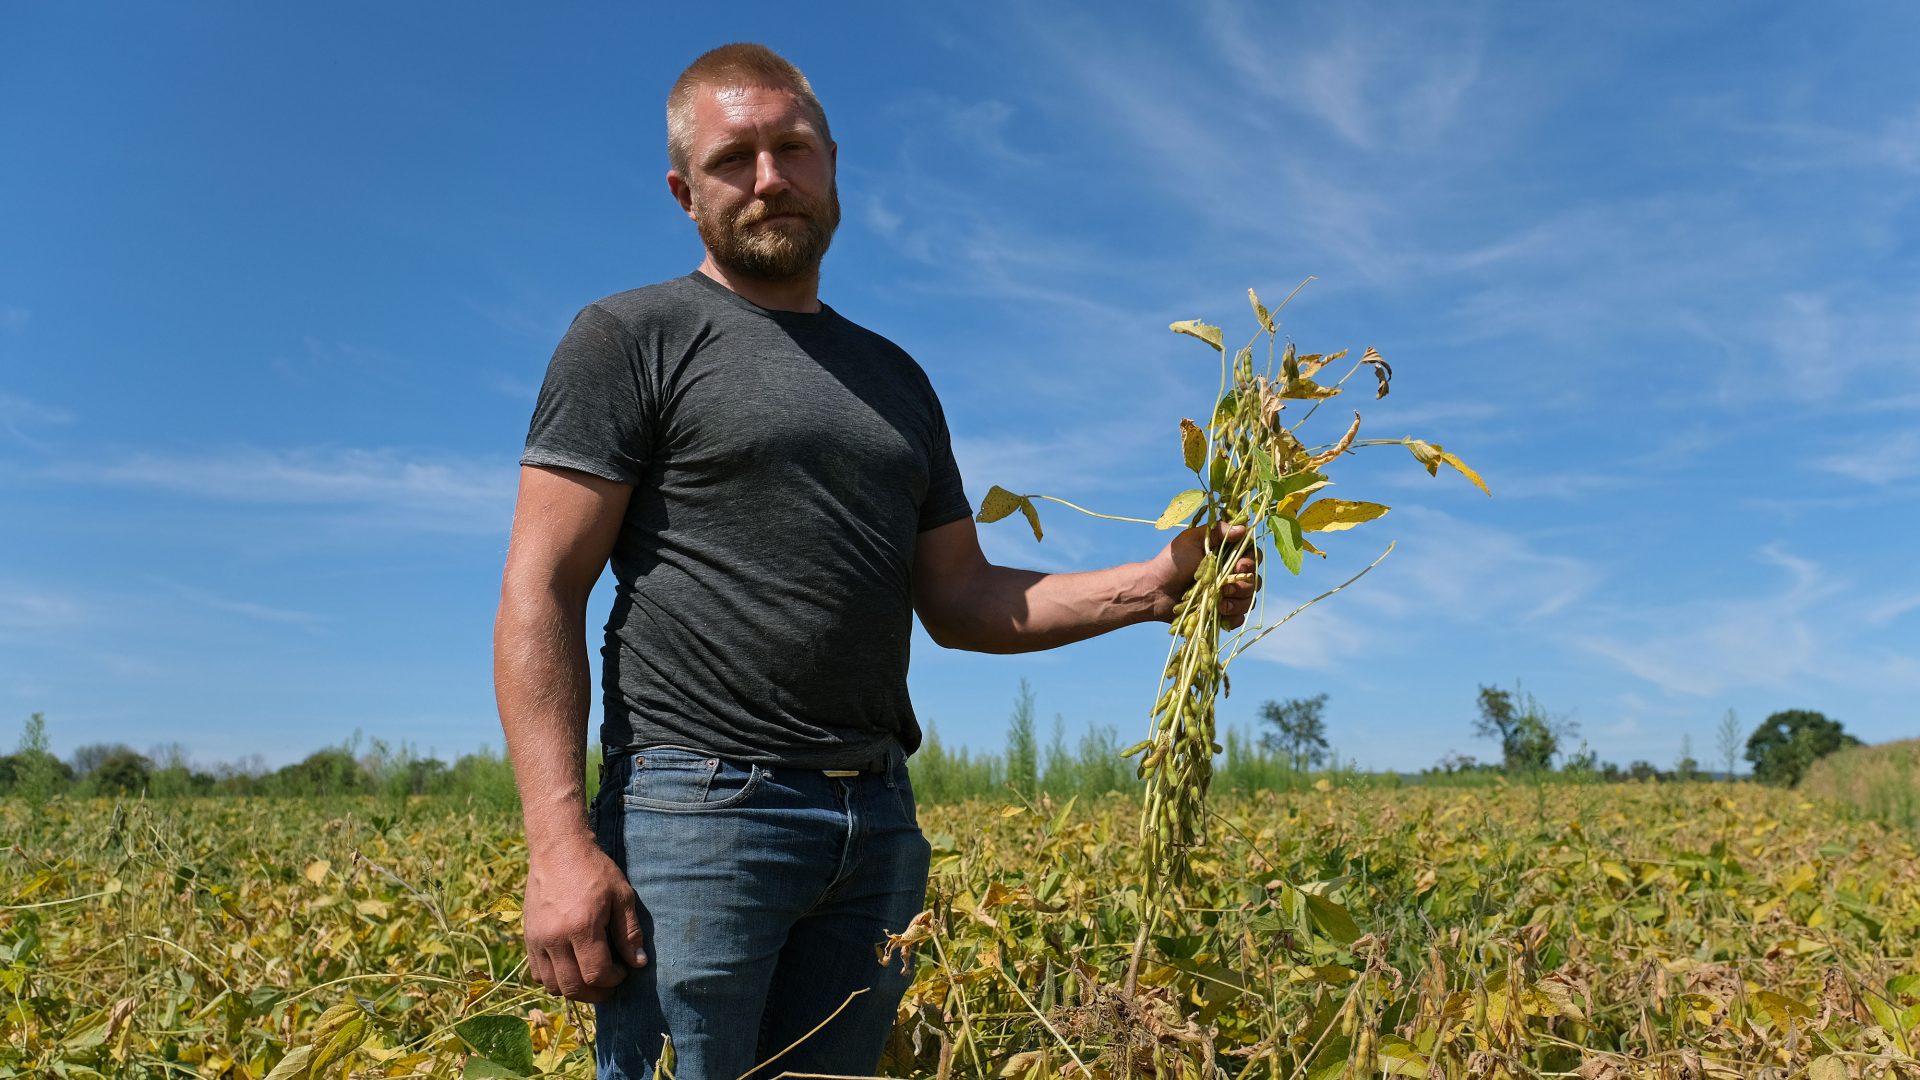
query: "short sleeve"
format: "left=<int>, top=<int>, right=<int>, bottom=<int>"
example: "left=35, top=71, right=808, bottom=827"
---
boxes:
left=520, top=303, right=654, bottom=484
left=918, top=396, right=972, bottom=532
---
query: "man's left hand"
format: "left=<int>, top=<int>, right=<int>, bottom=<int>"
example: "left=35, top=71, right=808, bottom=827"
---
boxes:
left=1143, top=523, right=1262, bottom=630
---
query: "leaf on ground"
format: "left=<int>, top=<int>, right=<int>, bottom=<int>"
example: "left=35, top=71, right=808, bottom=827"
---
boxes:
left=1156, top=489, right=1207, bottom=530
left=1298, top=499, right=1390, bottom=533
left=1169, top=319, right=1224, bottom=351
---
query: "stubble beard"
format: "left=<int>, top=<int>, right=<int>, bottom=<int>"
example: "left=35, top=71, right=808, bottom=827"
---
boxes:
left=694, top=182, right=842, bottom=283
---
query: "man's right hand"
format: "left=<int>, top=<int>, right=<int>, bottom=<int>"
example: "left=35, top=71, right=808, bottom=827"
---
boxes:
left=523, top=839, right=648, bottom=1003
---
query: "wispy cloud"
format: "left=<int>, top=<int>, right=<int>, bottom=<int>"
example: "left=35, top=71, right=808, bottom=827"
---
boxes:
left=48, top=447, right=517, bottom=533
left=149, top=576, right=326, bottom=629
left=1573, top=544, right=1840, bottom=697
left=1826, top=429, right=1920, bottom=486
left=0, top=585, right=87, bottom=632
left=0, top=392, right=75, bottom=449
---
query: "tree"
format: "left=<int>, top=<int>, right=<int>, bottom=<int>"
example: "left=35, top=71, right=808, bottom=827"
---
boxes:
left=1004, top=679, right=1038, bottom=798
left=8, top=712, right=69, bottom=805
left=1257, top=694, right=1330, bottom=771
left=272, top=748, right=367, bottom=796
left=1674, top=735, right=1700, bottom=782
left=1745, top=709, right=1860, bottom=786
left=71, top=742, right=138, bottom=777
left=93, top=750, right=153, bottom=795
left=1715, top=708, right=1742, bottom=780
left=1473, top=684, right=1574, bottom=774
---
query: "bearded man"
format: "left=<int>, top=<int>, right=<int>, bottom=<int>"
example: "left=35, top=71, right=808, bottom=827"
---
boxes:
left=493, top=42, right=1259, bottom=1080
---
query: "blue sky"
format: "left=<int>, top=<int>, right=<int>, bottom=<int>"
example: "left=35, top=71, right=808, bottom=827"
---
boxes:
left=4, top=3, right=1917, bottom=773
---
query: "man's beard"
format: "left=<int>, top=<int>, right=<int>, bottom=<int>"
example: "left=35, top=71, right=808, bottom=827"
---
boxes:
left=694, top=183, right=841, bottom=282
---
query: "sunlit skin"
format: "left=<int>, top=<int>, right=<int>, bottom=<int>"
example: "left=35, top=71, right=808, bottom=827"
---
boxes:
left=666, top=84, right=839, bottom=313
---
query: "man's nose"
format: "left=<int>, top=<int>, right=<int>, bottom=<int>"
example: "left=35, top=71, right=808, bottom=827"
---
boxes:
left=753, top=150, right=790, bottom=198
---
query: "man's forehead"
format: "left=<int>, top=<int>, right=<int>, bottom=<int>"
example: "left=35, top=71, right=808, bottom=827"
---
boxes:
left=690, top=83, right=818, bottom=137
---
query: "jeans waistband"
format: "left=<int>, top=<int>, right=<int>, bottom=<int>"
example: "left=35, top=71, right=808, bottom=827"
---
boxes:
left=821, top=741, right=896, bottom=777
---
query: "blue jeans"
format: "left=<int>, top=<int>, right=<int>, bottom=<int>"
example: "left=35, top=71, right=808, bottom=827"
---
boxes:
left=587, top=741, right=930, bottom=1080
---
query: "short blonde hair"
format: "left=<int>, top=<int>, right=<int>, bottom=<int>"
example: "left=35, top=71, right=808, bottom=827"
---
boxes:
left=666, top=43, right=832, bottom=176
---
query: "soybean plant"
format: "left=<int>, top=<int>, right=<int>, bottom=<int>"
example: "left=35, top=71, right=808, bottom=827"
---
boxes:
left=976, top=282, right=1488, bottom=904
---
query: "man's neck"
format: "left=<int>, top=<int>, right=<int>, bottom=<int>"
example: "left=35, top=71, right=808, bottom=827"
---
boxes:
left=695, top=260, right=822, bottom=314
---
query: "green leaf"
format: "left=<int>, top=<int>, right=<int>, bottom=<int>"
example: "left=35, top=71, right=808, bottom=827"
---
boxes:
left=1169, top=319, right=1224, bottom=351
left=262, top=1046, right=316, bottom=1080
left=310, top=1016, right=368, bottom=1077
left=1156, top=489, right=1206, bottom=530
left=1179, top=418, right=1206, bottom=474
left=1303, top=891, right=1361, bottom=944
left=464, top=1061, right=535, bottom=1080
left=1376, top=1035, right=1430, bottom=1077
left=1268, top=514, right=1305, bottom=576
left=975, top=485, right=1043, bottom=541
left=454, top=1015, right=536, bottom=1077
left=1298, top=499, right=1390, bottom=533
left=1306, top=1035, right=1353, bottom=1080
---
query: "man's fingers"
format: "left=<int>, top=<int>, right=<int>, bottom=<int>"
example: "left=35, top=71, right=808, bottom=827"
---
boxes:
left=526, top=943, right=553, bottom=995
left=614, top=890, right=649, bottom=968
left=543, top=945, right=595, bottom=1002
left=570, top=929, right=629, bottom=994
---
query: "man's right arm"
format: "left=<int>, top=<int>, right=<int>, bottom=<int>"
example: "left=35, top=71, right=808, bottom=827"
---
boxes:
left=494, top=463, right=646, bottom=1003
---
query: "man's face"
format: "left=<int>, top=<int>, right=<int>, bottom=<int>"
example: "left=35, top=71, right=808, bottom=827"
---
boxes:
left=672, top=84, right=840, bottom=282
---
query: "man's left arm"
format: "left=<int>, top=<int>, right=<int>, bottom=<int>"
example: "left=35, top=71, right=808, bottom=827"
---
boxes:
left=911, top=516, right=1260, bottom=654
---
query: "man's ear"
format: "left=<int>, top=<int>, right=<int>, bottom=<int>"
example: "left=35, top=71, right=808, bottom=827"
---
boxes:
left=666, top=170, right=697, bottom=220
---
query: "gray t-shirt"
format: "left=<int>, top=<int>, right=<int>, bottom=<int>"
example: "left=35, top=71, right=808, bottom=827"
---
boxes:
left=520, top=271, right=971, bottom=768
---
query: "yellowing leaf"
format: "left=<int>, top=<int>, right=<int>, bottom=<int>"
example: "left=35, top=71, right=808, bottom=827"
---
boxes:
left=304, top=859, right=330, bottom=885
left=1180, top=418, right=1206, bottom=474
left=1282, top=377, right=1341, bottom=400
left=1439, top=450, right=1491, bottom=495
left=976, top=485, right=1043, bottom=542
left=1297, top=348, right=1344, bottom=379
left=1248, top=288, right=1274, bottom=332
left=1169, top=319, right=1224, bottom=351
left=1156, top=489, right=1206, bottom=530
left=1810, top=1056, right=1849, bottom=1080
left=1406, top=441, right=1491, bottom=495
left=1297, top=499, right=1390, bottom=533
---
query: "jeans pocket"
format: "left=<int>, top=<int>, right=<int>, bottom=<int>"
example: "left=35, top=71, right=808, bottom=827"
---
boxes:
left=622, top=746, right=764, bottom=812
left=894, top=761, right=921, bottom=829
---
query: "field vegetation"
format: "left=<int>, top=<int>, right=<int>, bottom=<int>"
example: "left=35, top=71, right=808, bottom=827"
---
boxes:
left=7, top=714, right=1919, bottom=1078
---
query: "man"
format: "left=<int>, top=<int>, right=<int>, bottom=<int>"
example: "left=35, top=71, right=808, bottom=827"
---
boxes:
left=493, top=43, right=1258, bottom=1080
